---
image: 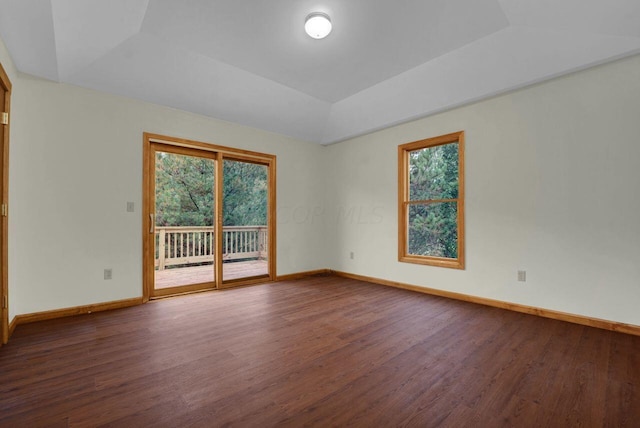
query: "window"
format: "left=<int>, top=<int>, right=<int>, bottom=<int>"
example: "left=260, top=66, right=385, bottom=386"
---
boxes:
left=398, top=131, right=465, bottom=269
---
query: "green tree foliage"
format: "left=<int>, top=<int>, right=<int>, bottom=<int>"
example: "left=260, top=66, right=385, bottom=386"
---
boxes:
left=223, top=160, right=267, bottom=226
left=408, top=143, right=459, bottom=258
left=155, top=152, right=214, bottom=226
left=154, top=153, right=267, bottom=227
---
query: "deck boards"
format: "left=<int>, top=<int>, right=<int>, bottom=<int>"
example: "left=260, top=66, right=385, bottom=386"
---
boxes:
left=154, top=259, right=268, bottom=288
left=1, top=275, right=639, bottom=426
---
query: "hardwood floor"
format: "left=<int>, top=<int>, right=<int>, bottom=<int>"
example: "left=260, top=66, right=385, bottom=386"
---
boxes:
left=1, top=275, right=638, bottom=427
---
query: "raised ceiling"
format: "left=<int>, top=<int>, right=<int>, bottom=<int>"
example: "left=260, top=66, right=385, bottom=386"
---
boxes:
left=1, top=0, right=639, bottom=144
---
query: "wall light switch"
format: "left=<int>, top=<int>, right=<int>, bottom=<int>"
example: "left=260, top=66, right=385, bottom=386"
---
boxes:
left=126, top=202, right=134, bottom=212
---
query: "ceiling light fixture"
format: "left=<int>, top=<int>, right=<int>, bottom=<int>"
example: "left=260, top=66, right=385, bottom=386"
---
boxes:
left=305, top=12, right=332, bottom=39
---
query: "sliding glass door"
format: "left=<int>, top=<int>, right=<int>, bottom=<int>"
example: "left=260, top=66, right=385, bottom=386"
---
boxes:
left=143, top=134, right=276, bottom=299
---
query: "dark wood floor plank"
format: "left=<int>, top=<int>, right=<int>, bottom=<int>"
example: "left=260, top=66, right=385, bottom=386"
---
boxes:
left=1, top=275, right=639, bottom=426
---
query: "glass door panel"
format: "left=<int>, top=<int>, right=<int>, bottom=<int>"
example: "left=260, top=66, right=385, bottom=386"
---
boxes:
left=222, top=159, right=269, bottom=282
left=154, top=149, right=215, bottom=292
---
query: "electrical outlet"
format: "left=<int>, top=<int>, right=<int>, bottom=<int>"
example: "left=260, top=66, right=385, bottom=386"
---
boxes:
left=126, top=202, right=134, bottom=212
left=350, top=252, right=354, bottom=260
left=104, top=269, right=113, bottom=280
left=517, top=270, right=526, bottom=282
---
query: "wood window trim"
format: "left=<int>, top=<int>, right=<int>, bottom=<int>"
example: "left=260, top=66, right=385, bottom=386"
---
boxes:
left=0, top=62, right=11, bottom=345
left=142, top=133, right=277, bottom=301
left=398, top=131, right=465, bottom=270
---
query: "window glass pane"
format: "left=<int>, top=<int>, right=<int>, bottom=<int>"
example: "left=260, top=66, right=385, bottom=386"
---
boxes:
left=154, top=151, right=215, bottom=289
left=408, top=202, right=458, bottom=258
left=223, top=160, right=269, bottom=281
left=409, top=143, right=459, bottom=201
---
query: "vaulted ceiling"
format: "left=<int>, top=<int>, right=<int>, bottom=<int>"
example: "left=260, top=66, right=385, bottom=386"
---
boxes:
left=1, top=0, right=639, bottom=144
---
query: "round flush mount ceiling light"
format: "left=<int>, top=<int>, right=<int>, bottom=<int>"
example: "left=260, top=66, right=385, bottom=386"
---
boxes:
left=305, top=12, right=332, bottom=39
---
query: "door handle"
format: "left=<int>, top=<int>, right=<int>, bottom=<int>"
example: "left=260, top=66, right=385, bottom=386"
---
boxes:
left=150, top=213, right=155, bottom=234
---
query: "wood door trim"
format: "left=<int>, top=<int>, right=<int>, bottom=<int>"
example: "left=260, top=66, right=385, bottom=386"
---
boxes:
left=0, top=62, right=11, bottom=345
left=151, top=284, right=217, bottom=298
left=145, top=133, right=276, bottom=162
left=214, top=152, right=223, bottom=287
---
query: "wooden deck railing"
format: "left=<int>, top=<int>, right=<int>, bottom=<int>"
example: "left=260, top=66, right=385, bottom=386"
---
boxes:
left=155, top=226, right=267, bottom=270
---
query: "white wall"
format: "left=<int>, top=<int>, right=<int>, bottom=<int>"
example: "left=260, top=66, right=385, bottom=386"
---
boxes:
left=326, top=54, right=640, bottom=326
left=0, top=36, right=17, bottom=82
left=3, top=29, right=640, bottom=328
left=7, top=73, right=327, bottom=318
